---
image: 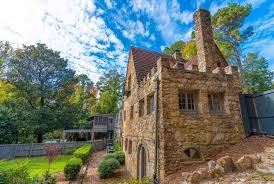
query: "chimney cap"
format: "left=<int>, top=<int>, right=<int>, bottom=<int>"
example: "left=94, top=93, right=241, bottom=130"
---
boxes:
left=194, top=8, right=211, bottom=17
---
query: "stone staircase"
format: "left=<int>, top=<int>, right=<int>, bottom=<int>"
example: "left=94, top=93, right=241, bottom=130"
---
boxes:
left=255, top=147, right=274, bottom=174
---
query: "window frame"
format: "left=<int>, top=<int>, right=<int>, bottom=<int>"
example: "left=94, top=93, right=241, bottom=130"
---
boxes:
left=123, top=110, right=126, bottom=121
left=178, top=91, right=197, bottom=112
left=147, top=93, right=155, bottom=115
left=130, top=105, right=134, bottom=119
left=139, top=99, right=145, bottom=117
left=128, top=140, right=132, bottom=154
left=208, top=93, right=224, bottom=114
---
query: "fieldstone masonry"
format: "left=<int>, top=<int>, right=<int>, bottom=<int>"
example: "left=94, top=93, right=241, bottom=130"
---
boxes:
left=122, top=8, right=244, bottom=182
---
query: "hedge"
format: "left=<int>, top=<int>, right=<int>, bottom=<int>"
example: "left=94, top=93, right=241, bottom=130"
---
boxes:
left=64, top=157, right=82, bottom=180
left=73, top=144, right=92, bottom=163
left=103, top=151, right=125, bottom=165
left=97, top=158, right=120, bottom=178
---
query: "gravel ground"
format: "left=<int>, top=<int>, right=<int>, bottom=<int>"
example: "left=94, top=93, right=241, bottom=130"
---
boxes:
left=163, top=135, right=274, bottom=184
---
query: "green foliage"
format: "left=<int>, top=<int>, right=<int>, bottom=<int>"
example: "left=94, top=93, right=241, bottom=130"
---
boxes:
left=103, top=151, right=125, bottom=165
left=0, top=156, right=72, bottom=177
left=212, top=3, right=253, bottom=80
left=73, top=144, right=92, bottom=163
left=40, top=169, right=56, bottom=184
left=181, top=41, right=197, bottom=60
left=93, top=70, right=124, bottom=114
left=2, top=43, right=77, bottom=143
left=163, top=41, right=185, bottom=54
left=103, top=153, right=116, bottom=160
left=64, top=148, right=77, bottom=155
left=97, top=158, right=120, bottom=178
left=124, top=177, right=153, bottom=184
left=242, top=53, right=273, bottom=93
left=113, top=140, right=122, bottom=152
left=113, top=151, right=125, bottom=165
left=0, top=165, right=37, bottom=184
left=64, top=157, right=82, bottom=180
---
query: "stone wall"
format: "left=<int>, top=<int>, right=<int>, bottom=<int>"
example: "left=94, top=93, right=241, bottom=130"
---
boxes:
left=122, top=8, right=244, bottom=183
left=122, top=51, right=157, bottom=178
left=158, top=58, right=245, bottom=178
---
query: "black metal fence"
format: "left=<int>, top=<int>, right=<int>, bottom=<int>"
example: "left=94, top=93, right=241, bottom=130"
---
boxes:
left=240, top=89, right=274, bottom=135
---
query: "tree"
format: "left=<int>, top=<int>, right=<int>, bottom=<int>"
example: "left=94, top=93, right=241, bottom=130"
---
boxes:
left=69, top=74, right=96, bottom=127
left=5, top=43, right=77, bottom=142
left=0, top=41, right=13, bottom=76
left=242, top=53, right=273, bottom=93
left=94, top=70, right=124, bottom=114
left=212, top=3, right=253, bottom=81
left=163, top=41, right=185, bottom=54
left=181, top=41, right=197, bottom=60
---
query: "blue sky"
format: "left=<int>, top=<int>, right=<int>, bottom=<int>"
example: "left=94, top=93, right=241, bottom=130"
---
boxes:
left=0, top=0, right=273, bottom=81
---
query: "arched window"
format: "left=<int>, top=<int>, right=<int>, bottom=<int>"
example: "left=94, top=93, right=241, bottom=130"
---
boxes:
left=128, top=140, right=133, bottom=154
left=125, top=138, right=128, bottom=151
left=184, top=148, right=201, bottom=160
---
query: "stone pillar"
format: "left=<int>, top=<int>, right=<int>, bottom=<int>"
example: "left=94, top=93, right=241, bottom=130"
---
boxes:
left=194, top=9, right=216, bottom=72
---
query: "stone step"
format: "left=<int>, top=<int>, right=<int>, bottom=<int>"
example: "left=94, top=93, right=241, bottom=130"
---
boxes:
left=255, top=162, right=274, bottom=174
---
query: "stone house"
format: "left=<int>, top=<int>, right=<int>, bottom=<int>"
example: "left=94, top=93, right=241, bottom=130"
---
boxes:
left=122, top=9, right=244, bottom=182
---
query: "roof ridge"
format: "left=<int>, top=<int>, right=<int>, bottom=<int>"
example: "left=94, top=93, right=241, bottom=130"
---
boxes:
left=130, top=46, right=168, bottom=56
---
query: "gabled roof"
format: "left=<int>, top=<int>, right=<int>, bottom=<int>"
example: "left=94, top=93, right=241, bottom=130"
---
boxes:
left=130, top=46, right=174, bottom=83
left=130, top=46, right=200, bottom=83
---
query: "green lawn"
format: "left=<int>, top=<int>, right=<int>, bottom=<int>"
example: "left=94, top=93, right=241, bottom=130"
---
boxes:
left=0, top=155, right=72, bottom=177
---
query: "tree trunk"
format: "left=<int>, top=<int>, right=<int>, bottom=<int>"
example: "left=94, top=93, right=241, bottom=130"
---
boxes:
left=37, top=133, right=43, bottom=143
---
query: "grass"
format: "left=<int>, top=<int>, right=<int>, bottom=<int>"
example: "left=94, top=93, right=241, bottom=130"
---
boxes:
left=0, top=155, right=72, bottom=177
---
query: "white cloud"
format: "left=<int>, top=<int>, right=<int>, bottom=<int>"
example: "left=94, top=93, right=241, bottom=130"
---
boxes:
left=0, top=0, right=126, bottom=82
left=244, top=0, right=267, bottom=8
left=196, top=0, right=206, bottom=8
left=131, top=0, right=194, bottom=44
left=104, top=0, right=114, bottom=9
left=209, top=1, right=227, bottom=14
left=121, top=20, right=149, bottom=41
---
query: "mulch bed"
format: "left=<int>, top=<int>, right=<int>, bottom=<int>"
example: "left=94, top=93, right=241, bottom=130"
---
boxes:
left=163, top=135, right=274, bottom=184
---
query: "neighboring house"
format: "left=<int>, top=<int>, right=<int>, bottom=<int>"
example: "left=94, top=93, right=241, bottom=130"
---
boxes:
left=114, top=109, right=123, bottom=140
left=122, top=9, right=244, bottom=182
left=63, top=113, right=116, bottom=141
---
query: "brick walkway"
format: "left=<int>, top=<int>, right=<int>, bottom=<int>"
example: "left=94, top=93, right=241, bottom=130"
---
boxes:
left=83, top=151, right=105, bottom=184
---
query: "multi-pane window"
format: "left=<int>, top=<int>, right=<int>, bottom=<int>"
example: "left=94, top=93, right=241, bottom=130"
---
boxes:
left=179, top=92, right=196, bottom=111
left=208, top=93, right=223, bottom=113
left=139, top=99, right=144, bottom=117
left=147, top=93, right=155, bottom=114
left=130, top=106, right=134, bottom=119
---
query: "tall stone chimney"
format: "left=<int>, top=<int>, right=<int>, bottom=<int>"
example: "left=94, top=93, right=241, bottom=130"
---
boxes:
left=194, top=9, right=222, bottom=72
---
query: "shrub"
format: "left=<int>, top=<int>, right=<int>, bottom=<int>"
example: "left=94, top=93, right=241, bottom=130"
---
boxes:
left=103, top=151, right=125, bottom=165
left=128, top=177, right=153, bottom=184
left=113, top=151, right=125, bottom=164
left=113, top=140, right=122, bottom=151
left=73, top=144, right=92, bottom=163
left=0, top=165, right=37, bottom=184
left=64, top=157, right=82, bottom=180
left=64, top=148, right=76, bottom=155
left=103, top=153, right=116, bottom=160
left=40, top=169, right=56, bottom=184
left=97, top=158, right=120, bottom=178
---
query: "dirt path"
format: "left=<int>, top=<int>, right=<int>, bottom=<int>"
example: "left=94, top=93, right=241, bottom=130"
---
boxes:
left=83, top=151, right=105, bottom=184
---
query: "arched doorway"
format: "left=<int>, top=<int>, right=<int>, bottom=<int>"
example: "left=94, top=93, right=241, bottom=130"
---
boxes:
left=137, top=145, right=146, bottom=179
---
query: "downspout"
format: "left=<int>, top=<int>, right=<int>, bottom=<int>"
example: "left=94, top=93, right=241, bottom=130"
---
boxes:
left=154, top=78, right=159, bottom=183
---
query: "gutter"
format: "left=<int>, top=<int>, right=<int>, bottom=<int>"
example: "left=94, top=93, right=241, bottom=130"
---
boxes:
left=154, top=78, right=160, bottom=183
